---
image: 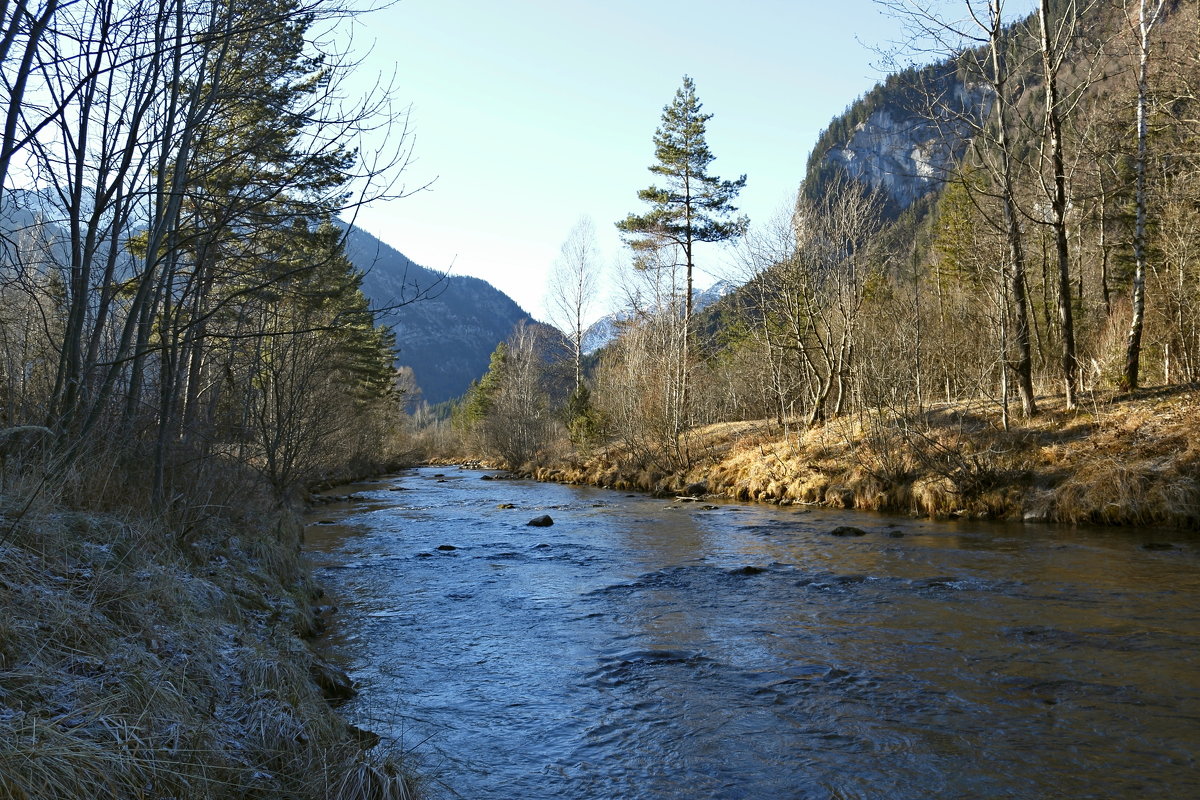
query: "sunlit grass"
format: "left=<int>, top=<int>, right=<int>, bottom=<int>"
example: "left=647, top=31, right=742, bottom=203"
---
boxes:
left=527, top=386, right=1200, bottom=527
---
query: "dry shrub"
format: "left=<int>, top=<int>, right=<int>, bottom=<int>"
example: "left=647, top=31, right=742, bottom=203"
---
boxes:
left=852, top=422, right=916, bottom=486
left=912, top=474, right=958, bottom=516
left=330, top=759, right=420, bottom=800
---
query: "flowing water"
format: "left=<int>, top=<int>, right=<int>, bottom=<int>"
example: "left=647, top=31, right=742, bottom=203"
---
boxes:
left=305, top=467, right=1200, bottom=799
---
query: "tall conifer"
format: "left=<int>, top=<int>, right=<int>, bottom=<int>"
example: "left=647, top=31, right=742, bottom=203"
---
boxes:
left=617, top=76, right=746, bottom=439
left=618, top=75, right=747, bottom=324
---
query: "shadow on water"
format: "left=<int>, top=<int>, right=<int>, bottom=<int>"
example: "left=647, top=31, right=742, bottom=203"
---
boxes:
left=305, top=466, right=1200, bottom=800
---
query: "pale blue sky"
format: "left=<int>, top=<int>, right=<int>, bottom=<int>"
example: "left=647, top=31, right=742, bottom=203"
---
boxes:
left=338, top=0, right=1034, bottom=323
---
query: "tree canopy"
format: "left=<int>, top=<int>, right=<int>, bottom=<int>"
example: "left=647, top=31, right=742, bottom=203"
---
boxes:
left=617, top=75, right=748, bottom=285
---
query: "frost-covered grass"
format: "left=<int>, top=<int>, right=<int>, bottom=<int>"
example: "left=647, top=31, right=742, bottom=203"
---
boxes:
left=0, top=457, right=420, bottom=800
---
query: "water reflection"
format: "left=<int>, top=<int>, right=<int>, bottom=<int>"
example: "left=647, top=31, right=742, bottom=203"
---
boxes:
left=306, top=467, right=1200, bottom=800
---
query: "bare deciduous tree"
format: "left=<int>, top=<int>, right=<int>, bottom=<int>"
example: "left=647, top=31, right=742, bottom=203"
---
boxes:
left=1037, top=0, right=1085, bottom=407
left=481, top=321, right=556, bottom=468
left=0, top=0, right=413, bottom=504
left=877, top=0, right=1039, bottom=416
left=789, top=176, right=887, bottom=425
left=546, top=216, right=599, bottom=393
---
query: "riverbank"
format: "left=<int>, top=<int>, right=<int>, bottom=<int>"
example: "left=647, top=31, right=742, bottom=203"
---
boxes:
left=304, top=463, right=1200, bottom=799
left=0, top=460, right=418, bottom=799
left=520, top=386, right=1200, bottom=529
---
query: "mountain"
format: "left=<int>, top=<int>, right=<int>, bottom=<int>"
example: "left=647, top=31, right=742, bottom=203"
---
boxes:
left=695, top=279, right=738, bottom=310
left=582, top=279, right=741, bottom=355
left=581, top=312, right=623, bottom=356
left=342, top=225, right=541, bottom=405
left=0, top=199, right=537, bottom=406
left=804, top=62, right=992, bottom=216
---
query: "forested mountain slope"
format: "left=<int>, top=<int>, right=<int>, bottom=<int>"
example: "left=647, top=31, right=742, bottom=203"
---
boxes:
left=700, top=0, right=1200, bottom=423
left=343, top=225, right=543, bottom=404
left=571, top=0, right=1200, bottom=506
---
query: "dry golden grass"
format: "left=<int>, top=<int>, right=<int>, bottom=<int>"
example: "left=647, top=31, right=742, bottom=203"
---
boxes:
left=532, top=386, right=1200, bottom=528
left=331, top=759, right=421, bottom=800
left=1047, top=389, right=1200, bottom=527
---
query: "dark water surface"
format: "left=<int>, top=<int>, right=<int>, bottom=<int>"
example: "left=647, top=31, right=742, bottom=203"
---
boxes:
left=305, top=467, right=1200, bottom=799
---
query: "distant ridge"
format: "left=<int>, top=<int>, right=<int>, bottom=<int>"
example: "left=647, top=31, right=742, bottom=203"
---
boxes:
left=582, top=279, right=740, bottom=355
left=342, top=224, right=542, bottom=405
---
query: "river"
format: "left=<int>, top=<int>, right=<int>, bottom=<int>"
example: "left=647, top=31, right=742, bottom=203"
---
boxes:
left=304, top=466, right=1200, bottom=799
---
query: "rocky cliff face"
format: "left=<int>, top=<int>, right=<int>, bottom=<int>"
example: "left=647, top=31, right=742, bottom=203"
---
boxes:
left=807, top=66, right=992, bottom=213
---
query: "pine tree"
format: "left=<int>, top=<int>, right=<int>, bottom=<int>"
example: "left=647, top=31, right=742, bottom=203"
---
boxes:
left=460, top=343, right=509, bottom=425
left=616, top=76, right=746, bottom=439
left=618, top=76, right=747, bottom=321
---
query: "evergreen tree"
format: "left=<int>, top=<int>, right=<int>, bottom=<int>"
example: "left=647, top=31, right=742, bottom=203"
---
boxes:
left=123, top=0, right=399, bottom=499
left=564, top=382, right=601, bottom=450
left=617, top=76, right=748, bottom=323
left=616, top=76, right=746, bottom=441
left=460, top=342, right=509, bottom=425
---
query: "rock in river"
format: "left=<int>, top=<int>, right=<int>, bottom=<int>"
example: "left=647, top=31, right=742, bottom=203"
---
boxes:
left=830, top=525, right=868, bottom=537
left=527, top=515, right=554, bottom=527
left=310, top=658, right=356, bottom=704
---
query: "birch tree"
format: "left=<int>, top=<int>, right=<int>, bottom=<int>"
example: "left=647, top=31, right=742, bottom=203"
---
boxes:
left=877, top=0, right=1039, bottom=416
left=1038, top=0, right=1083, bottom=407
left=1123, top=0, right=1167, bottom=390
left=546, top=216, right=599, bottom=393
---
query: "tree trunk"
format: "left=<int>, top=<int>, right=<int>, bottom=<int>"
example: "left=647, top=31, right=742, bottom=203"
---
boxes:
left=991, top=3, right=1038, bottom=417
left=1098, top=176, right=1111, bottom=314
left=1124, top=0, right=1166, bottom=390
left=1040, top=0, right=1078, bottom=408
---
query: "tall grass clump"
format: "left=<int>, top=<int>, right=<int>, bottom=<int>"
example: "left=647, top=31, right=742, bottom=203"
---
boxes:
left=0, top=433, right=421, bottom=800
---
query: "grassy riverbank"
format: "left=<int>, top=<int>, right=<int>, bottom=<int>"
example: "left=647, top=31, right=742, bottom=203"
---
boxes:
left=520, top=387, right=1200, bottom=529
left=0, top=455, right=418, bottom=799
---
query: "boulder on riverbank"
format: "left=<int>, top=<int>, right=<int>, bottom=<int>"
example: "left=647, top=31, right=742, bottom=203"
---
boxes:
left=346, top=723, right=381, bottom=750
left=0, top=425, right=53, bottom=473
left=310, top=657, right=357, bottom=704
